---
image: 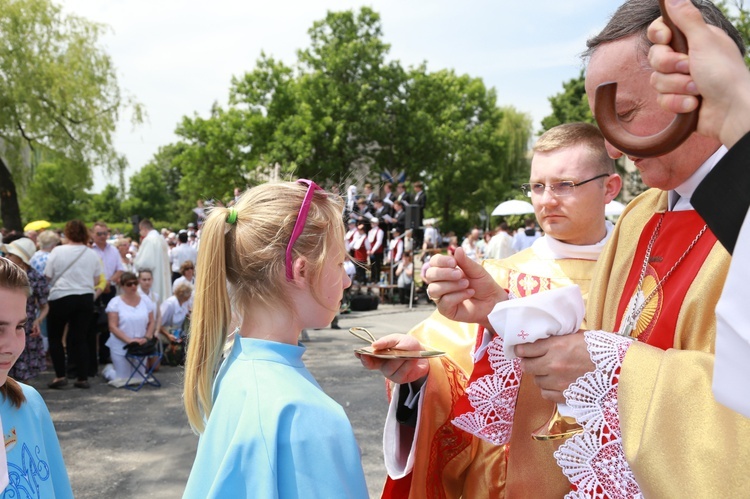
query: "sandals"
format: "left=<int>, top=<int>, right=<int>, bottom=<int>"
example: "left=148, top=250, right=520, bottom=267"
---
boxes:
left=47, top=378, right=68, bottom=389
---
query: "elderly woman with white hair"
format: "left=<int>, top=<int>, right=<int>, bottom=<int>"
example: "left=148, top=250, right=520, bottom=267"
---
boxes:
left=29, top=230, right=60, bottom=275
left=114, top=237, right=134, bottom=273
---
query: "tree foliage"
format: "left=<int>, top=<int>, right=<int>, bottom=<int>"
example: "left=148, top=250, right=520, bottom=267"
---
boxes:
left=162, top=7, right=532, bottom=232
left=8, top=6, right=533, bottom=232
left=20, top=159, right=90, bottom=222
left=172, top=105, right=250, bottom=203
left=717, top=0, right=750, bottom=66
left=540, top=70, right=592, bottom=133
left=0, top=0, right=142, bottom=230
left=88, top=184, right=124, bottom=223
left=122, top=163, right=170, bottom=221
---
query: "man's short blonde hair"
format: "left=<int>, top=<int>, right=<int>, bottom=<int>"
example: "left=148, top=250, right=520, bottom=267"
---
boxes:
left=534, top=123, right=615, bottom=175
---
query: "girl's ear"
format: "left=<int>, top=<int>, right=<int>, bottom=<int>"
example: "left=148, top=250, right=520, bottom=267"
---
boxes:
left=290, top=257, right=308, bottom=286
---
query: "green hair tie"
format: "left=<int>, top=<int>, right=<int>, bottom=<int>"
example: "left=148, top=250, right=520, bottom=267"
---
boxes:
left=226, top=207, right=238, bottom=225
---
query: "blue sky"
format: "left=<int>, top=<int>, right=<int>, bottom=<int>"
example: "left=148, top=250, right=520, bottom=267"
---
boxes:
left=59, top=0, right=625, bottom=192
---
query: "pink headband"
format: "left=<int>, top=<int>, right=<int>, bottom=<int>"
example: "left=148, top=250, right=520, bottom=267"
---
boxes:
left=285, top=179, right=323, bottom=281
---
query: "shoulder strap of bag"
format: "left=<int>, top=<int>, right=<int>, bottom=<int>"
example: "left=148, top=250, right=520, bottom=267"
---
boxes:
left=49, top=246, right=88, bottom=289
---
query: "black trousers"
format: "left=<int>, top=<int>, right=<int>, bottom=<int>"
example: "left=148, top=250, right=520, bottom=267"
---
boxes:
left=48, top=294, right=94, bottom=381
left=89, top=288, right=116, bottom=372
left=369, top=252, right=384, bottom=283
left=355, top=260, right=368, bottom=284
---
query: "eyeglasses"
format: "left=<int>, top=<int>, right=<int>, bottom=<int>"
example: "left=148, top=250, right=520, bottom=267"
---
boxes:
left=285, top=179, right=324, bottom=281
left=96, top=232, right=107, bottom=237
left=124, top=281, right=138, bottom=288
left=521, top=173, right=610, bottom=198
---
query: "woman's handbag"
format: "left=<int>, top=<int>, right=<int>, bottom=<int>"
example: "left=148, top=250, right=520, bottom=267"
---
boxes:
left=124, top=337, right=158, bottom=356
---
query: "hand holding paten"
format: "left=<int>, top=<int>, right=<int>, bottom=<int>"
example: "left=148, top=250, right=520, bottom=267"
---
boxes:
left=355, top=333, right=431, bottom=385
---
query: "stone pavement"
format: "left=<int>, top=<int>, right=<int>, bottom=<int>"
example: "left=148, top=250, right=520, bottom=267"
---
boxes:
left=25, top=301, right=437, bottom=498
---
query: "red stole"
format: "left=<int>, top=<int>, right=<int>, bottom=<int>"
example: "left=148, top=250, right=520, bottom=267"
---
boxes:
left=614, top=210, right=717, bottom=350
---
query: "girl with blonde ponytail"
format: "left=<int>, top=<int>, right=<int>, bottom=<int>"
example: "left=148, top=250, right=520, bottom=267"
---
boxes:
left=183, top=181, right=368, bottom=498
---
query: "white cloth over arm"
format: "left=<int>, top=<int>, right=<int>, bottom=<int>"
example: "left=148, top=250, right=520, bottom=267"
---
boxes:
left=713, top=207, right=750, bottom=417
left=487, top=285, right=585, bottom=418
left=487, top=285, right=585, bottom=359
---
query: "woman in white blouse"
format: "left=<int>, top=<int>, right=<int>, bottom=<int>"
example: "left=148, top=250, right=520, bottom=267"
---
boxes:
left=159, top=283, right=192, bottom=344
left=105, top=272, right=155, bottom=384
left=171, top=260, right=195, bottom=294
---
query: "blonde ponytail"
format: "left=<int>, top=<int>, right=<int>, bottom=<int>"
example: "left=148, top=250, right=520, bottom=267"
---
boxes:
left=183, top=209, right=233, bottom=433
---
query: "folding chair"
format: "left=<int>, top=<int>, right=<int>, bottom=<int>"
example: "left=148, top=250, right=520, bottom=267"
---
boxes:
left=123, top=344, right=163, bottom=392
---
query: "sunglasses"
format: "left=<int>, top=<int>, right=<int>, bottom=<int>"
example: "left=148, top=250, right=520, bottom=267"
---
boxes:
left=124, top=281, right=138, bottom=288
left=285, top=179, right=324, bottom=281
left=96, top=232, right=108, bottom=237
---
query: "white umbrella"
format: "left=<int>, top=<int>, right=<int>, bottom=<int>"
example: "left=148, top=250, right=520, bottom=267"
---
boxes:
left=605, top=200, right=627, bottom=216
left=491, top=199, right=535, bottom=216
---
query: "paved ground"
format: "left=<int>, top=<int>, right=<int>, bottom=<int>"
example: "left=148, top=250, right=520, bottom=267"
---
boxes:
left=26, top=301, right=436, bottom=498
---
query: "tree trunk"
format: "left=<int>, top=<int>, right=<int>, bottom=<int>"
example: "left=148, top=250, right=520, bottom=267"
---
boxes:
left=0, top=156, right=22, bottom=232
left=442, top=193, right=451, bottom=228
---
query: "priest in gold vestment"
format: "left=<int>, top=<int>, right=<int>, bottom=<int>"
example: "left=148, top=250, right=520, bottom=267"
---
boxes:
left=359, top=122, right=622, bottom=497
left=420, top=1, right=750, bottom=497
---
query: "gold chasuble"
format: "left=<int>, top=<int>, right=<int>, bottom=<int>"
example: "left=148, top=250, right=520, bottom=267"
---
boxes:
left=586, top=189, right=750, bottom=497
left=382, top=244, right=599, bottom=498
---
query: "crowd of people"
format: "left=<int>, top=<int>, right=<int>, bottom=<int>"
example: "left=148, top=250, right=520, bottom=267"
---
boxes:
left=0, top=0, right=749, bottom=496
left=0, top=217, right=200, bottom=389
left=341, top=179, right=548, bottom=307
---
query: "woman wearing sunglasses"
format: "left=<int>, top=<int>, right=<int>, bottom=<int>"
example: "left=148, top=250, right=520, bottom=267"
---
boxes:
left=104, top=272, right=156, bottom=386
left=183, top=181, right=368, bottom=498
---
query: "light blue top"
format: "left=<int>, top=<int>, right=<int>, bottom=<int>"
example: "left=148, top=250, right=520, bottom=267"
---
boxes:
left=1, top=383, right=73, bottom=499
left=183, top=337, right=368, bottom=499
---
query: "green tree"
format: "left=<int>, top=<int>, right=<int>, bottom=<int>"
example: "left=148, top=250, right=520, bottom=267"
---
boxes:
left=145, top=143, right=194, bottom=225
left=173, top=105, right=252, bottom=203
left=226, top=8, right=404, bottom=183
left=20, top=160, right=90, bottom=222
left=123, top=163, right=170, bottom=221
left=161, top=7, right=531, bottom=231
left=294, top=8, right=402, bottom=181
left=717, top=1, right=750, bottom=66
left=540, top=71, right=592, bottom=132
left=0, top=0, right=142, bottom=230
left=88, top=184, right=124, bottom=223
left=406, top=68, right=528, bottom=228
